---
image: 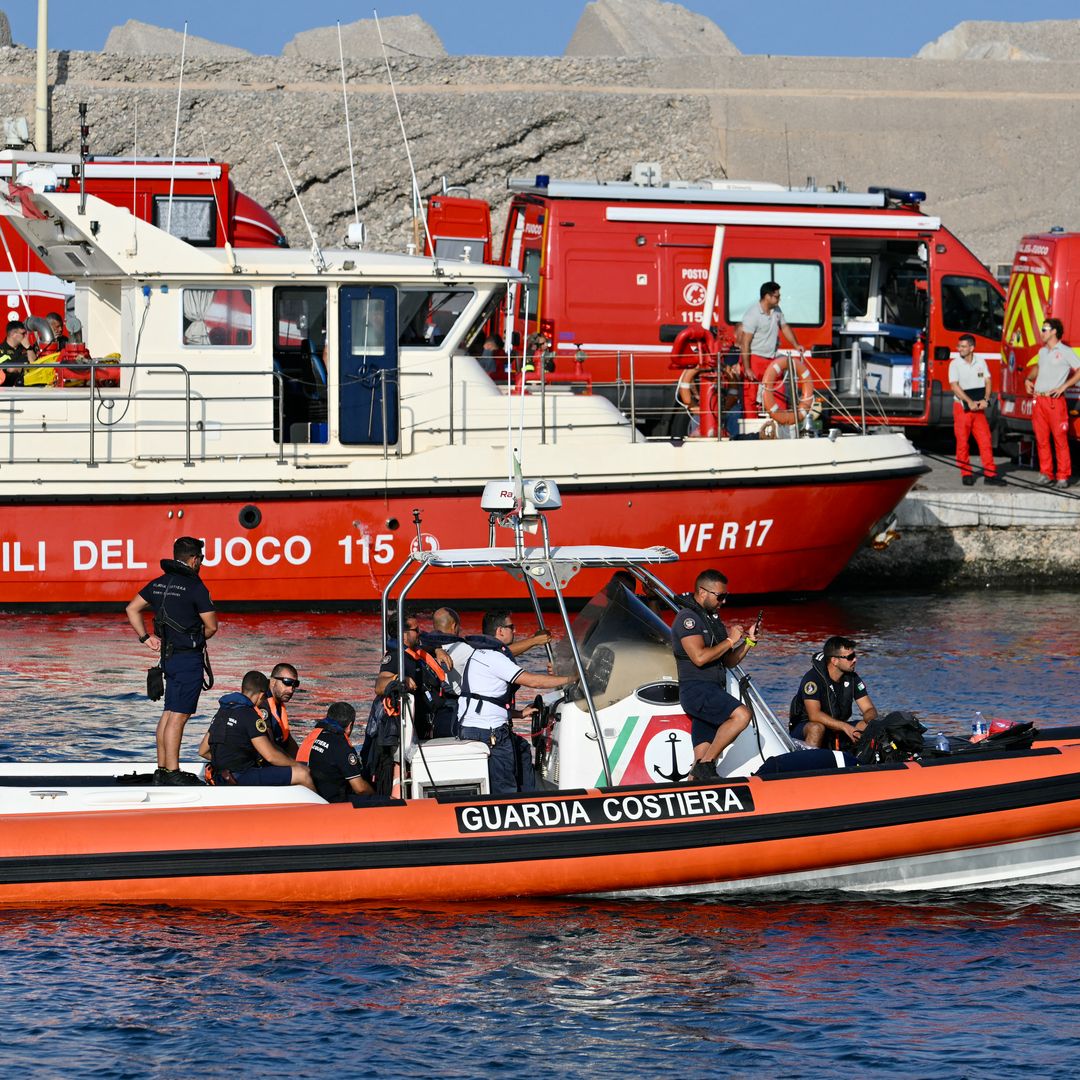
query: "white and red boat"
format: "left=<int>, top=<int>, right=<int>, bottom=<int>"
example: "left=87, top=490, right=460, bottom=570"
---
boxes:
left=0, top=484, right=1076, bottom=906
left=0, top=184, right=923, bottom=607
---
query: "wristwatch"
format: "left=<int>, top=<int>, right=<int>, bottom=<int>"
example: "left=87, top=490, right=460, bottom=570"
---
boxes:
left=138, top=633, right=150, bottom=643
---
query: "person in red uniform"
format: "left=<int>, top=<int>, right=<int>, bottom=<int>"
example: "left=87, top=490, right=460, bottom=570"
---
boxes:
left=1026, top=318, right=1080, bottom=488
left=949, top=334, right=1005, bottom=486
left=738, top=282, right=806, bottom=419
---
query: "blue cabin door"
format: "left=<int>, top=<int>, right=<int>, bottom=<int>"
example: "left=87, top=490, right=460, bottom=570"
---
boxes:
left=338, top=286, right=398, bottom=446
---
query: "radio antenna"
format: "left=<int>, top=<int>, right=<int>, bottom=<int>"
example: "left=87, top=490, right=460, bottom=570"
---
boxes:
left=274, top=142, right=327, bottom=272
left=374, top=9, right=436, bottom=262
left=166, top=22, right=189, bottom=236
left=337, top=22, right=361, bottom=228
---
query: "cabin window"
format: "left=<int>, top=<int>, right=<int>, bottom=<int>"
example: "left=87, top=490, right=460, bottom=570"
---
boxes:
left=273, top=287, right=327, bottom=444
left=153, top=196, right=216, bottom=246
left=398, top=288, right=474, bottom=347
left=181, top=288, right=253, bottom=347
left=940, top=276, right=1004, bottom=339
left=726, top=260, right=824, bottom=327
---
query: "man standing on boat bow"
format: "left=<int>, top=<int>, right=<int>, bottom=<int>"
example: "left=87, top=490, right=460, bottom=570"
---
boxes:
left=126, top=536, right=217, bottom=785
left=672, top=570, right=755, bottom=782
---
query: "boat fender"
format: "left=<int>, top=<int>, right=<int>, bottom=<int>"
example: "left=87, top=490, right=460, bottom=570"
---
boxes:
left=756, top=748, right=857, bottom=776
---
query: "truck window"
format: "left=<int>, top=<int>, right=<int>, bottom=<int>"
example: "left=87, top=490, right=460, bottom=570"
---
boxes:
left=941, top=276, right=1004, bottom=339
left=832, top=256, right=873, bottom=319
left=522, top=249, right=541, bottom=319
left=726, top=260, right=824, bottom=326
left=398, top=288, right=474, bottom=347
left=181, top=288, right=252, bottom=346
left=154, top=196, right=216, bottom=246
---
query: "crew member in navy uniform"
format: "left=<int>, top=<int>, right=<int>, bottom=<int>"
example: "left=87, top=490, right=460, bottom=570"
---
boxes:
left=376, top=612, right=454, bottom=741
left=197, top=670, right=315, bottom=789
left=295, top=701, right=374, bottom=802
left=126, top=536, right=218, bottom=785
left=789, top=636, right=878, bottom=749
left=672, top=570, right=755, bottom=782
left=455, top=610, right=576, bottom=795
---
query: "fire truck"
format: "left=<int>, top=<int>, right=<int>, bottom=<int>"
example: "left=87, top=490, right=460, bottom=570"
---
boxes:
left=426, top=169, right=1005, bottom=433
left=1000, top=228, right=1080, bottom=443
left=1, top=151, right=286, bottom=327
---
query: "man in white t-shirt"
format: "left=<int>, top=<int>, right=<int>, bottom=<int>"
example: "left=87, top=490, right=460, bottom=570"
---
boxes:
left=738, top=281, right=806, bottom=418
left=948, top=334, right=1004, bottom=487
left=1025, top=318, right=1080, bottom=488
left=455, top=610, right=576, bottom=794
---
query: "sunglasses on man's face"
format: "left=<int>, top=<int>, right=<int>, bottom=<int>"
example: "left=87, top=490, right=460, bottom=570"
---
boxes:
left=276, top=676, right=301, bottom=688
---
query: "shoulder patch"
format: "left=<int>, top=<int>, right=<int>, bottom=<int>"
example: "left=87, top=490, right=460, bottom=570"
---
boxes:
left=255, top=717, right=268, bottom=734
left=347, top=753, right=359, bottom=766
left=803, top=680, right=817, bottom=695
left=683, top=617, right=697, bottom=629
left=380, top=652, right=392, bottom=666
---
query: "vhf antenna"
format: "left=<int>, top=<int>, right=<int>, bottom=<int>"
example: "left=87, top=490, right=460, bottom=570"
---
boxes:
left=373, top=9, right=438, bottom=265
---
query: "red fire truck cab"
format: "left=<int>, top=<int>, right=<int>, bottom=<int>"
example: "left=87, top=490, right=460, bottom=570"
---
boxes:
left=1000, top=229, right=1080, bottom=443
left=429, top=172, right=1005, bottom=434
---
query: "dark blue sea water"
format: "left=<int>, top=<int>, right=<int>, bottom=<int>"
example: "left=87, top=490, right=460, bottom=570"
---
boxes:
left=0, top=589, right=1077, bottom=1077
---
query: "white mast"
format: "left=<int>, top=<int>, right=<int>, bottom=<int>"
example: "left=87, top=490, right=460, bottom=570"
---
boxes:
left=35, top=0, right=49, bottom=152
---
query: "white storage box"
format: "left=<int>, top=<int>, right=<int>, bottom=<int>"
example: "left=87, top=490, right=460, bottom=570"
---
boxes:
left=864, top=351, right=913, bottom=397
left=409, top=738, right=490, bottom=799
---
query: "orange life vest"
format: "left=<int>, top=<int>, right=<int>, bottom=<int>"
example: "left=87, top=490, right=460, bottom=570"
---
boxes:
left=268, top=696, right=289, bottom=743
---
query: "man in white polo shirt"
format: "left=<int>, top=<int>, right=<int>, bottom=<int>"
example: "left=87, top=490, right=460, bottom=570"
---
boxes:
left=1025, top=318, right=1080, bottom=488
left=456, top=610, right=576, bottom=794
left=949, top=334, right=1004, bottom=487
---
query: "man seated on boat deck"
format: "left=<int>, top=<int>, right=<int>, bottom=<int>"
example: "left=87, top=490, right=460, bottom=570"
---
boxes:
left=376, top=612, right=454, bottom=742
left=0, top=320, right=38, bottom=387
left=198, top=670, right=315, bottom=790
left=295, top=701, right=375, bottom=802
left=454, top=610, right=577, bottom=795
left=264, top=663, right=301, bottom=756
left=672, top=570, right=756, bottom=782
left=789, top=636, right=878, bottom=750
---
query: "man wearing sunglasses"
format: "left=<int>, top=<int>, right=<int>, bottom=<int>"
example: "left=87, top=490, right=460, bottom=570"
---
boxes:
left=789, top=636, right=878, bottom=749
left=127, top=536, right=218, bottom=785
left=264, top=664, right=301, bottom=756
left=1025, top=318, right=1080, bottom=488
left=672, top=569, right=756, bottom=782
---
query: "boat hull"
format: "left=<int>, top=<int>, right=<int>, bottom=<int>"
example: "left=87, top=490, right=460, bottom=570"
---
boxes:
left=0, top=470, right=917, bottom=605
left=1, top=749, right=1078, bottom=904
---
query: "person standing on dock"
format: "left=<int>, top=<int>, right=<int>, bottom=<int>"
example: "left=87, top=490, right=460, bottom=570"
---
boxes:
left=949, top=334, right=1005, bottom=487
left=738, top=282, right=806, bottom=419
left=126, top=537, right=218, bottom=785
left=1026, top=318, right=1080, bottom=489
left=671, top=570, right=755, bottom=782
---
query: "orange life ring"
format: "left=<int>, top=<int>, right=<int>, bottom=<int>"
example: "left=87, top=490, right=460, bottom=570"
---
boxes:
left=761, top=355, right=814, bottom=425
left=670, top=324, right=716, bottom=367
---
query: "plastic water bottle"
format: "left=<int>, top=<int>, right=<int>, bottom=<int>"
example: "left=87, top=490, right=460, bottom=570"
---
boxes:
left=972, top=711, right=988, bottom=739
left=933, top=732, right=950, bottom=753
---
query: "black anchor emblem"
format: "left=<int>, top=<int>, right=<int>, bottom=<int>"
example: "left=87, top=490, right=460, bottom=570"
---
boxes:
left=652, top=731, right=692, bottom=783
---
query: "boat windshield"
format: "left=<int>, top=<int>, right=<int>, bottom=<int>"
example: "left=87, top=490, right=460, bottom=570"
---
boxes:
left=557, top=577, right=677, bottom=710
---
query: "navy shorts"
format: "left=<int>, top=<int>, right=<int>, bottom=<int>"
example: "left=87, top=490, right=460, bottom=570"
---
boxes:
left=679, top=681, right=742, bottom=747
left=163, top=650, right=205, bottom=715
left=232, top=765, right=294, bottom=786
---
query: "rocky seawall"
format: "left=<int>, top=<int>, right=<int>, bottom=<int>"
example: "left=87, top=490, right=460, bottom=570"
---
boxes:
left=2, top=44, right=1080, bottom=268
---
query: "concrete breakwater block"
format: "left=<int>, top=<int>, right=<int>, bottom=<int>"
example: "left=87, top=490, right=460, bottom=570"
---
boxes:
left=842, top=488, right=1080, bottom=587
